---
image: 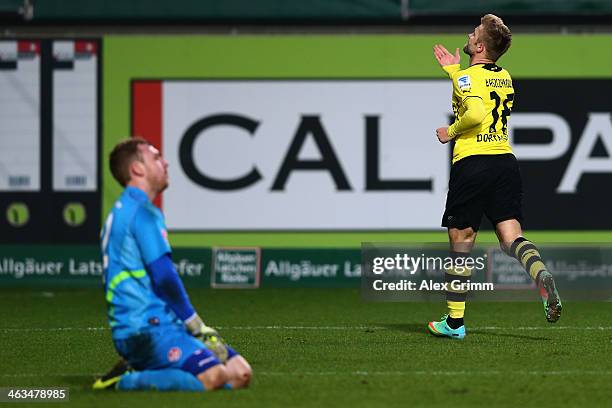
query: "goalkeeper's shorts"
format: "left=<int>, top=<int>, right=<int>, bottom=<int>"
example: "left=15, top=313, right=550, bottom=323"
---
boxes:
left=113, top=325, right=239, bottom=377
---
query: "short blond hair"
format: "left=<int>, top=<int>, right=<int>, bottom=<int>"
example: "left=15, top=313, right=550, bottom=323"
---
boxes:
left=480, top=14, right=512, bottom=61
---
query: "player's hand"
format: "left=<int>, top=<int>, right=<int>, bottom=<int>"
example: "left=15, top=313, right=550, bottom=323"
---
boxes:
left=433, top=44, right=460, bottom=67
left=198, top=325, right=229, bottom=363
left=436, top=127, right=451, bottom=144
left=199, top=325, right=221, bottom=339
left=185, top=313, right=205, bottom=336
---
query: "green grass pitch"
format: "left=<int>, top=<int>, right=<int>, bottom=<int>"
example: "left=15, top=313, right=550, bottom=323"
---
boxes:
left=1, top=287, right=610, bottom=407
left=169, top=230, right=612, bottom=248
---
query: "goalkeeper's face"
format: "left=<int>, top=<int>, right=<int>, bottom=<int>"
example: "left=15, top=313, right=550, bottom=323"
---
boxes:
left=140, top=144, right=169, bottom=193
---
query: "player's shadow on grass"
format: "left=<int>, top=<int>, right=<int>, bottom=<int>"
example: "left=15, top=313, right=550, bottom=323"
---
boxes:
left=467, top=329, right=551, bottom=341
left=379, top=323, right=551, bottom=341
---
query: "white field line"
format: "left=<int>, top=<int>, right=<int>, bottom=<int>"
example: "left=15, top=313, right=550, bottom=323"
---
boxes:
left=257, top=370, right=612, bottom=376
left=2, top=370, right=612, bottom=378
left=471, top=326, right=612, bottom=330
left=220, top=326, right=612, bottom=331
left=1, top=325, right=612, bottom=332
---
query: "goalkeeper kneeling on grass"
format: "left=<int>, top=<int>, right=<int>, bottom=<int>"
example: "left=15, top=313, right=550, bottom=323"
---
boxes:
left=93, top=138, right=252, bottom=391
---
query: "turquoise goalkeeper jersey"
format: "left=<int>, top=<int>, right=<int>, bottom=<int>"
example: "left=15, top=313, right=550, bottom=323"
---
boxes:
left=100, top=186, right=180, bottom=339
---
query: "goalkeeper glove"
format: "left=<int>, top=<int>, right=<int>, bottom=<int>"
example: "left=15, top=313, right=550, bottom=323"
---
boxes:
left=184, top=314, right=228, bottom=363
left=198, top=325, right=229, bottom=363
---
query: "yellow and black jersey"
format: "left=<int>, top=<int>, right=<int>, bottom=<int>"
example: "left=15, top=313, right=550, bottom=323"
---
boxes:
left=443, top=63, right=515, bottom=164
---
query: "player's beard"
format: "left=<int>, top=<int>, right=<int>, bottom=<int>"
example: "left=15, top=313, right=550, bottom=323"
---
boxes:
left=149, top=173, right=169, bottom=196
left=463, top=43, right=473, bottom=56
left=158, top=176, right=169, bottom=193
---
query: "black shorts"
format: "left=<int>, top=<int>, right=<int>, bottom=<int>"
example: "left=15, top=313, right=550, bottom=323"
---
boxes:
left=442, top=153, right=523, bottom=232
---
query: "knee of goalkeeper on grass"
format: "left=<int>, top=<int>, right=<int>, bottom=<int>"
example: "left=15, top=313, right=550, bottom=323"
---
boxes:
left=99, top=253, right=253, bottom=392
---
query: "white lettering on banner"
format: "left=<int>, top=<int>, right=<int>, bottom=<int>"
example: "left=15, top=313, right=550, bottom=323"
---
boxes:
left=510, top=112, right=612, bottom=194
left=265, top=260, right=339, bottom=281
left=558, top=113, right=612, bottom=193
left=161, top=80, right=451, bottom=230
left=0, top=258, right=63, bottom=279
left=344, top=261, right=361, bottom=277
left=68, top=260, right=102, bottom=275
left=510, top=113, right=571, bottom=160
left=174, top=260, right=203, bottom=276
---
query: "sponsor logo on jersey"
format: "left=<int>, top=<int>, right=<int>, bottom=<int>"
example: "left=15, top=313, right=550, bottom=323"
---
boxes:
left=476, top=133, right=509, bottom=143
left=457, top=75, right=472, bottom=92
left=168, top=346, right=182, bottom=362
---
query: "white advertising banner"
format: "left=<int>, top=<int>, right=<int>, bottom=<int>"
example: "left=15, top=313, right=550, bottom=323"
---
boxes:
left=0, top=41, right=40, bottom=191
left=52, top=40, right=98, bottom=191
left=160, top=80, right=452, bottom=230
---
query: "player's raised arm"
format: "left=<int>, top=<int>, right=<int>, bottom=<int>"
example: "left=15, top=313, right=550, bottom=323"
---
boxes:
left=433, top=44, right=460, bottom=67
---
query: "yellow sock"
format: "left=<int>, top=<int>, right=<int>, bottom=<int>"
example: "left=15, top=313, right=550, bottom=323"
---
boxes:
left=447, top=300, right=465, bottom=318
left=510, top=238, right=547, bottom=281
left=445, top=252, right=472, bottom=319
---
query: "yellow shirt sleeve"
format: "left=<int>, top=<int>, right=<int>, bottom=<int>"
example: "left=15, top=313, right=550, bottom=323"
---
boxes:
left=447, top=97, right=486, bottom=139
left=442, top=64, right=461, bottom=78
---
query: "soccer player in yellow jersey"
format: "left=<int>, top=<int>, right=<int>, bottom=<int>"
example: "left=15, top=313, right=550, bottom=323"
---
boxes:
left=427, top=14, right=562, bottom=340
